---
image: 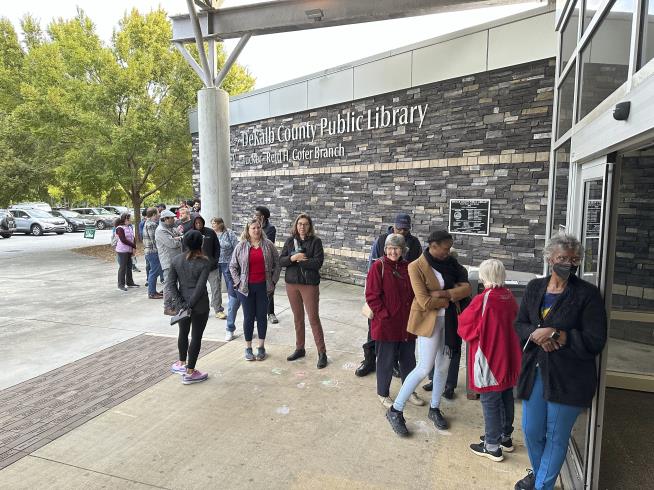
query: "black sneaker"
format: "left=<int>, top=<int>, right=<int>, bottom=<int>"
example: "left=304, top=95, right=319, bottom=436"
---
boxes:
left=469, top=442, right=504, bottom=462
left=480, top=435, right=514, bottom=453
left=385, top=408, right=409, bottom=437
left=354, top=360, right=375, bottom=377
left=428, top=407, right=448, bottom=430
left=514, top=469, right=535, bottom=490
left=286, top=348, right=306, bottom=361
left=422, top=381, right=433, bottom=391
left=442, top=386, right=455, bottom=399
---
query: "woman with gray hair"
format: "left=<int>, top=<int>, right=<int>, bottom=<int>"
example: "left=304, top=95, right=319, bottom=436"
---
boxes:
left=365, top=233, right=419, bottom=408
left=513, top=233, right=607, bottom=490
left=458, top=259, right=521, bottom=462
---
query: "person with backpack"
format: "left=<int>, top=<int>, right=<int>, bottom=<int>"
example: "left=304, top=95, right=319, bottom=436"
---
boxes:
left=355, top=213, right=422, bottom=378
left=385, top=230, right=471, bottom=437
left=364, top=233, right=417, bottom=408
left=458, top=259, right=521, bottom=462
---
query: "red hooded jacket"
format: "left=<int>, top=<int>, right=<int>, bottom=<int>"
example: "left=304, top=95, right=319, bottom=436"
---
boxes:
left=365, top=256, right=416, bottom=342
left=457, top=287, right=521, bottom=393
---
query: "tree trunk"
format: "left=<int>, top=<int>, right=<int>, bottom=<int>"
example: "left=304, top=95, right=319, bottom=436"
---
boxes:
left=131, top=195, right=143, bottom=242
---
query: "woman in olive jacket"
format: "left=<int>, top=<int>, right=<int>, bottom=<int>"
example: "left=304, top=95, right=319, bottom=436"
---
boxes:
left=513, top=233, right=607, bottom=490
left=280, top=213, right=328, bottom=369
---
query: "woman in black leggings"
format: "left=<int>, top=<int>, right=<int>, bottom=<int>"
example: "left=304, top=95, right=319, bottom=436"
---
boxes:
left=167, top=230, right=212, bottom=385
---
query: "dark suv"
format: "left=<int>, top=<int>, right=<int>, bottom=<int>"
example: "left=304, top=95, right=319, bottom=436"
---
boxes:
left=0, top=209, right=17, bottom=238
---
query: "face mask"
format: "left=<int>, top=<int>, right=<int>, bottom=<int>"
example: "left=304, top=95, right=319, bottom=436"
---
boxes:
left=552, top=262, right=578, bottom=280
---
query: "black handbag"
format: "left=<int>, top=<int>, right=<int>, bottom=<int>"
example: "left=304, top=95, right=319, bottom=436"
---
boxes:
left=170, top=308, right=191, bottom=325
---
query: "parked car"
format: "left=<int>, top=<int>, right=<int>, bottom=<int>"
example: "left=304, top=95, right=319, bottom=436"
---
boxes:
left=50, top=209, right=96, bottom=233
left=71, top=207, right=116, bottom=230
left=10, top=202, right=53, bottom=212
left=102, top=205, right=129, bottom=215
left=10, top=209, right=66, bottom=236
left=0, top=209, right=17, bottom=238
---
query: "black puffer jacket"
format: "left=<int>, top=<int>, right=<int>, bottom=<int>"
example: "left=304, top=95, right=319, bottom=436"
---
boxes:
left=515, top=275, right=607, bottom=408
left=279, top=235, right=324, bottom=286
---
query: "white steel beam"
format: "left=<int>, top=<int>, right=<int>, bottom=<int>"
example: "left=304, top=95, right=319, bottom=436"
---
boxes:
left=171, top=0, right=541, bottom=42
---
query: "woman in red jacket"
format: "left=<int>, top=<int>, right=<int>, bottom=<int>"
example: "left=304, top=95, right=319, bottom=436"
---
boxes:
left=365, top=234, right=422, bottom=408
left=458, top=259, right=521, bottom=462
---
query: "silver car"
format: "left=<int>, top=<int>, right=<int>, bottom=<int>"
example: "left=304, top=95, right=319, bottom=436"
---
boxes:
left=10, top=209, right=67, bottom=236
left=71, top=207, right=116, bottom=230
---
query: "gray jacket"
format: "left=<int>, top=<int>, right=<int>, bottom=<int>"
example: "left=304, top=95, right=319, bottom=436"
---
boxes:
left=166, top=254, right=211, bottom=314
left=229, top=238, right=281, bottom=296
left=155, top=222, right=182, bottom=270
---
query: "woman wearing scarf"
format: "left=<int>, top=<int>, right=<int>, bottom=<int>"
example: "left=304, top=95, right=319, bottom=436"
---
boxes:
left=386, top=230, right=471, bottom=437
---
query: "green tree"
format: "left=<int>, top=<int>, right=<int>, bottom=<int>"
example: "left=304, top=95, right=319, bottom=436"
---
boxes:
left=0, top=8, right=255, bottom=229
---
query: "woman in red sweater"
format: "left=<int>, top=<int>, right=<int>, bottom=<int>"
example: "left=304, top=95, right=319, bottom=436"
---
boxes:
left=229, top=218, right=280, bottom=361
left=365, top=234, right=420, bottom=408
left=458, top=259, right=521, bottom=462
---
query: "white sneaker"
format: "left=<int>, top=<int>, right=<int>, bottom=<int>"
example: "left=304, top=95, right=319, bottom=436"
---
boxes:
left=224, top=331, right=234, bottom=342
left=378, top=395, right=394, bottom=409
left=409, top=392, right=426, bottom=406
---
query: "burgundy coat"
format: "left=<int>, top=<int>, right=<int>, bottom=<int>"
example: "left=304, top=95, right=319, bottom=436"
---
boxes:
left=365, top=256, right=416, bottom=342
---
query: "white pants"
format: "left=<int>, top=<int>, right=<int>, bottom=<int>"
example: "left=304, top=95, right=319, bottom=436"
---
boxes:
left=393, top=316, right=451, bottom=411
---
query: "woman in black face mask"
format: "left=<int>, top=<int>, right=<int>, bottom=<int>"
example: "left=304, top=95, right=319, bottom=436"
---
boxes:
left=513, top=234, right=607, bottom=490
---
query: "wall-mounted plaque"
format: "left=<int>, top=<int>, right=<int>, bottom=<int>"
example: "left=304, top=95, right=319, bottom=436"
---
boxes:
left=448, top=199, right=491, bottom=236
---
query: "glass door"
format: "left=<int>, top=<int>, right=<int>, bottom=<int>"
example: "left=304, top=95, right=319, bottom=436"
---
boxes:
left=562, top=157, right=614, bottom=489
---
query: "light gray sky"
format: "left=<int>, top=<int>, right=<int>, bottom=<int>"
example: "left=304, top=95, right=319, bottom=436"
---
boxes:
left=3, top=1, right=542, bottom=89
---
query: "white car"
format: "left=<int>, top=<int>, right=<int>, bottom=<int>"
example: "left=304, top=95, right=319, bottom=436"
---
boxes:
left=10, top=209, right=67, bottom=236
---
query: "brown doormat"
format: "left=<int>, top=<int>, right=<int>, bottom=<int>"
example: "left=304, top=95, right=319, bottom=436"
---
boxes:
left=0, top=334, right=223, bottom=470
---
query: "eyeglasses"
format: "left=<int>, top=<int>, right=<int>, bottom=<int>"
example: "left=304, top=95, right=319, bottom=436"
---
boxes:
left=553, top=255, right=582, bottom=265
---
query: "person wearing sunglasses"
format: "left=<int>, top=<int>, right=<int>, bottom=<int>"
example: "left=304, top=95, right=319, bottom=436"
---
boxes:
left=513, top=233, right=607, bottom=490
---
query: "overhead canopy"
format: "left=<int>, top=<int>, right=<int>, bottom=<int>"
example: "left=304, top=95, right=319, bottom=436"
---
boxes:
left=171, top=0, right=541, bottom=42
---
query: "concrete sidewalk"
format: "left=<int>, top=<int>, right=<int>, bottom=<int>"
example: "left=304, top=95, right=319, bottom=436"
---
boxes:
left=0, top=247, right=534, bottom=489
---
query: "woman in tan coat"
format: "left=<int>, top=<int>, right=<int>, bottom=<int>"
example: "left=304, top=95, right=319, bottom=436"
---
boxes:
left=386, top=230, right=471, bottom=437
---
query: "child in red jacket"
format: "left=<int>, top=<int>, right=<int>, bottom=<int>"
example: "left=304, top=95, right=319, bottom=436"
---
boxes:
left=458, top=259, right=521, bottom=462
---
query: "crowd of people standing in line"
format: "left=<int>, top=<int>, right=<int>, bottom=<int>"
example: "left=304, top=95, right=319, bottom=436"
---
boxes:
left=361, top=214, right=607, bottom=490
left=113, top=204, right=607, bottom=490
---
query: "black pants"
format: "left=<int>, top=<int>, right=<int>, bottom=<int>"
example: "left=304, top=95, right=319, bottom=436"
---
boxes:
left=446, top=348, right=461, bottom=389
left=362, top=319, right=375, bottom=353
left=117, top=252, right=134, bottom=288
left=267, top=292, right=275, bottom=315
left=177, top=310, right=209, bottom=370
left=375, top=340, right=416, bottom=397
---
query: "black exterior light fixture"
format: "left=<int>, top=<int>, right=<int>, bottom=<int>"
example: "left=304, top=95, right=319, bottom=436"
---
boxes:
left=305, top=8, right=324, bottom=21
left=613, top=101, right=631, bottom=121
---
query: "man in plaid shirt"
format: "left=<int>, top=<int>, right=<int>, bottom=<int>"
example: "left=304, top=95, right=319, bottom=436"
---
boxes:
left=143, top=208, right=163, bottom=299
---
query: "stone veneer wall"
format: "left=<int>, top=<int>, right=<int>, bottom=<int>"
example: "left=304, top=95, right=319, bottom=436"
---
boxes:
left=193, top=59, right=555, bottom=285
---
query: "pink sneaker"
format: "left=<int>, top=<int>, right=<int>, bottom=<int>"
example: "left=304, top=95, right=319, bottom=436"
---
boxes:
left=170, top=361, right=186, bottom=374
left=182, top=369, right=208, bottom=385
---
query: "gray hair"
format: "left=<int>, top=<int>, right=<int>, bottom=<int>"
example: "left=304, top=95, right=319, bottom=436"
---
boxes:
left=384, top=233, right=407, bottom=253
left=478, top=259, right=506, bottom=288
left=543, top=233, right=583, bottom=260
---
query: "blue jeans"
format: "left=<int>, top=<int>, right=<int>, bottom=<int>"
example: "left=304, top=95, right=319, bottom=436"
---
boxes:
left=220, top=263, right=240, bottom=332
left=145, top=253, right=162, bottom=296
left=237, top=282, right=268, bottom=342
left=522, top=369, right=583, bottom=490
left=480, top=388, right=515, bottom=450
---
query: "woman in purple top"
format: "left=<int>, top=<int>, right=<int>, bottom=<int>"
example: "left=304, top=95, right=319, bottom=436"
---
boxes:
left=114, top=213, right=139, bottom=291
